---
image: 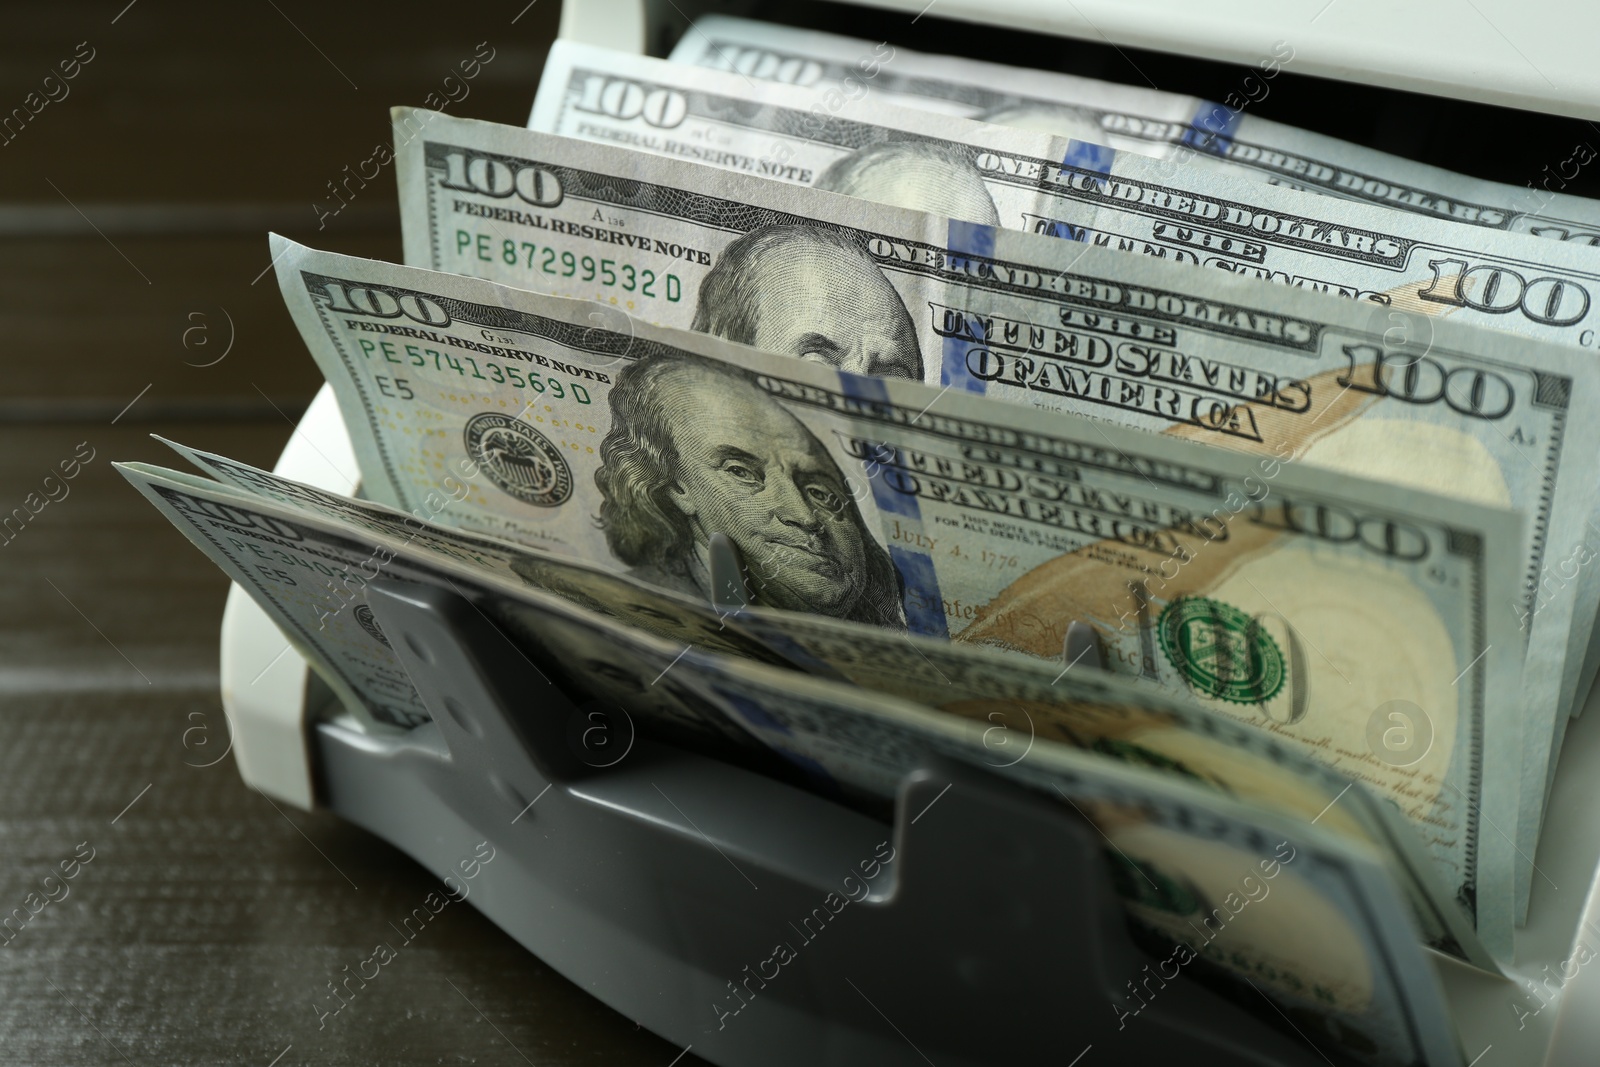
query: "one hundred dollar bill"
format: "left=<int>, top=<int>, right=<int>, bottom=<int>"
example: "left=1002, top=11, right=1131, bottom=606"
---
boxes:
left=154, top=434, right=1498, bottom=970
left=117, top=460, right=1462, bottom=1064
left=670, top=14, right=1600, bottom=244
left=526, top=44, right=1600, bottom=852
left=272, top=236, right=1525, bottom=952
left=391, top=109, right=1591, bottom=892
left=420, top=105, right=1600, bottom=358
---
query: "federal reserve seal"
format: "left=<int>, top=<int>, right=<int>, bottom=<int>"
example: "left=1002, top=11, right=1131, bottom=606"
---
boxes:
left=1156, top=596, right=1285, bottom=705
left=464, top=412, right=572, bottom=507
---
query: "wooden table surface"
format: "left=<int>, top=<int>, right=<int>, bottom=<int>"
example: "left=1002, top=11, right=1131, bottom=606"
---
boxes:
left=0, top=3, right=706, bottom=1062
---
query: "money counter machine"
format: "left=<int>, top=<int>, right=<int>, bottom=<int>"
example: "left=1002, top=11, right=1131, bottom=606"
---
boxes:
left=217, top=2, right=1600, bottom=1064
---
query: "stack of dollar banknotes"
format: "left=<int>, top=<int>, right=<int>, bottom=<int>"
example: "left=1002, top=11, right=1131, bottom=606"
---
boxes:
left=116, top=16, right=1600, bottom=1064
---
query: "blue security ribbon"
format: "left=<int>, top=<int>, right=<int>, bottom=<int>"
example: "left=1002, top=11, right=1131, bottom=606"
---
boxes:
left=837, top=372, right=950, bottom=639
left=1062, top=139, right=1116, bottom=175
left=1184, top=100, right=1243, bottom=154
left=941, top=219, right=997, bottom=396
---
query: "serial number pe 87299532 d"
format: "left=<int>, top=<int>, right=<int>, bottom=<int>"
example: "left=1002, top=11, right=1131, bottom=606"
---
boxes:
left=454, top=230, right=682, bottom=303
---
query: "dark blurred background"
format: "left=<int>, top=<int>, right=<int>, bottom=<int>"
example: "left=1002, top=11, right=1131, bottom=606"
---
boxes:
left=0, top=3, right=715, bottom=1065
left=3, top=1, right=1596, bottom=1064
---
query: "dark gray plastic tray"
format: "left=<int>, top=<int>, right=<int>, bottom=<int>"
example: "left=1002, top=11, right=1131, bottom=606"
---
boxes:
left=302, top=580, right=1341, bottom=1066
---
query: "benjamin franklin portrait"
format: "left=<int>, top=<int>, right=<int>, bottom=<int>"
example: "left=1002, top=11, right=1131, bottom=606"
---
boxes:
left=594, top=353, right=906, bottom=629
left=815, top=139, right=1002, bottom=228
left=690, top=224, right=924, bottom=380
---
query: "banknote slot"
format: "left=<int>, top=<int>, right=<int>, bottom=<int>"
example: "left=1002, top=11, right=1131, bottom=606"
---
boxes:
left=642, top=0, right=1600, bottom=205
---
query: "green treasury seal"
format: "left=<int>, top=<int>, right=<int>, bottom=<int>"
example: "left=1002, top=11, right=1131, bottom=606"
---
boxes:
left=464, top=412, right=573, bottom=507
left=1157, top=596, right=1285, bottom=704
